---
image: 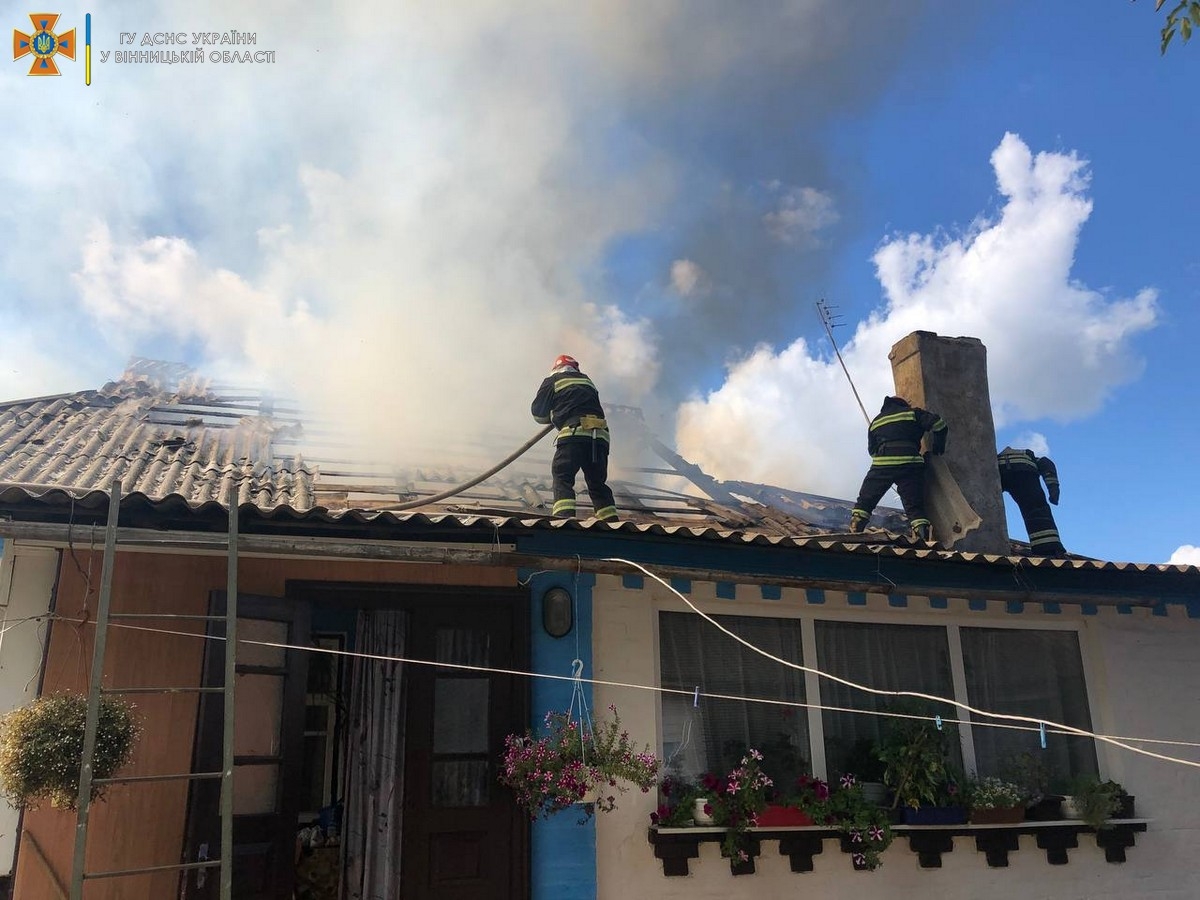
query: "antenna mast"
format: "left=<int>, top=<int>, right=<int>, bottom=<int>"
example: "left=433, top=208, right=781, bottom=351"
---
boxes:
left=816, top=298, right=870, bottom=425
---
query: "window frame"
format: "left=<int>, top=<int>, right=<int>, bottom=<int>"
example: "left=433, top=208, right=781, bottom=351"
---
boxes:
left=652, top=595, right=1103, bottom=783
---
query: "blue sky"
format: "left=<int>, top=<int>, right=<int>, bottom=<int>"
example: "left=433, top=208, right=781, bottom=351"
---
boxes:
left=0, top=1, right=1195, bottom=565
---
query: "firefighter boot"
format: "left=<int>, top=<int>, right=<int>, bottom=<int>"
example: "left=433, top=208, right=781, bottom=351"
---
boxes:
left=910, top=521, right=931, bottom=542
left=849, top=511, right=868, bottom=534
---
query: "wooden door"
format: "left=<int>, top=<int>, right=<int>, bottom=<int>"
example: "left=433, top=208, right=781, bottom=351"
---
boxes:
left=402, top=599, right=528, bottom=900
left=180, top=592, right=310, bottom=899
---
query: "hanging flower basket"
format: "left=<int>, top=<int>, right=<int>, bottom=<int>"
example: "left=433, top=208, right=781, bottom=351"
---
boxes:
left=499, top=706, right=659, bottom=819
left=0, top=693, right=139, bottom=809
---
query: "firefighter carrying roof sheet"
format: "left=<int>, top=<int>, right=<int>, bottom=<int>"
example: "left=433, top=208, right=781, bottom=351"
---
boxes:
left=998, top=446, right=1065, bottom=557
left=531, top=355, right=618, bottom=521
left=849, top=395, right=948, bottom=541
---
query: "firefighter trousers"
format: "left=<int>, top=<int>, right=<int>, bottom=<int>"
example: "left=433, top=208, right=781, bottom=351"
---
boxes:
left=1001, top=470, right=1064, bottom=555
left=853, top=462, right=928, bottom=526
left=550, top=439, right=617, bottom=520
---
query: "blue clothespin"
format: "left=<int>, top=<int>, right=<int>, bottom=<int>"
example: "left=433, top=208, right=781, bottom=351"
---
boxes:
left=693, top=686, right=700, bottom=708
left=934, top=715, right=943, bottom=731
left=1039, top=722, right=1047, bottom=749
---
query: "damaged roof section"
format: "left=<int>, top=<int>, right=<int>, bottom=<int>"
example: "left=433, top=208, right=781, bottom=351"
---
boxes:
left=0, top=360, right=896, bottom=537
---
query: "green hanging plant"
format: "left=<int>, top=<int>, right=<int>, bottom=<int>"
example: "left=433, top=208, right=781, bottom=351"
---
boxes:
left=0, top=693, right=140, bottom=809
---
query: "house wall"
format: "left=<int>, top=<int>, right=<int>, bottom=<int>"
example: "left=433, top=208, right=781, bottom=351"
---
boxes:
left=591, top=574, right=1200, bottom=900
left=0, top=544, right=59, bottom=883
left=12, top=547, right=516, bottom=900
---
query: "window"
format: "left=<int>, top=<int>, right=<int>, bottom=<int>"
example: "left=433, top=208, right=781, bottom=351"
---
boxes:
left=659, top=612, right=810, bottom=787
left=656, top=611, right=1098, bottom=787
left=815, top=621, right=958, bottom=777
left=961, top=627, right=1098, bottom=786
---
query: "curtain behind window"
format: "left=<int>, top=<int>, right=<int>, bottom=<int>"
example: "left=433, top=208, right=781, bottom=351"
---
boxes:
left=659, top=612, right=809, bottom=787
left=816, top=621, right=958, bottom=777
left=341, top=610, right=407, bottom=900
left=961, top=627, right=1097, bottom=786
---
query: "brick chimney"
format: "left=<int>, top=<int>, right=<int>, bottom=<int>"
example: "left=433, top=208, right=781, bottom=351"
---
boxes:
left=889, top=331, right=1009, bottom=554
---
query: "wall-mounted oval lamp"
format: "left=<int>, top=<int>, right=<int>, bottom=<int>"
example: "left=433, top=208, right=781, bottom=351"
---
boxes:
left=542, top=586, right=573, bottom=638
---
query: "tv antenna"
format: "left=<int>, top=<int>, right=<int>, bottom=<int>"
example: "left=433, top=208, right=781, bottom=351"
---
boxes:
left=816, top=298, right=870, bottom=425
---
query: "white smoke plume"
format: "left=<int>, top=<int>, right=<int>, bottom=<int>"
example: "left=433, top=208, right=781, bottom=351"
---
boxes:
left=677, top=133, right=1158, bottom=498
left=1, top=0, right=935, bottom=468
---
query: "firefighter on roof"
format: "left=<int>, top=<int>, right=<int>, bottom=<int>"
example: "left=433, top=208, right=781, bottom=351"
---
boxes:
left=849, top=396, right=948, bottom=541
left=531, top=355, right=618, bottom=521
left=998, top=446, right=1065, bottom=557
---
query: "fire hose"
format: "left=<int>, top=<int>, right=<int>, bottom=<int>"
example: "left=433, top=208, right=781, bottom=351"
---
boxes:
left=386, top=424, right=555, bottom=511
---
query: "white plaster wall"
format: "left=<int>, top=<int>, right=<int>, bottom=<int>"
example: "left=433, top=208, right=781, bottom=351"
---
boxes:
left=0, top=543, right=59, bottom=876
left=592, top=574, right=1200, bottom=900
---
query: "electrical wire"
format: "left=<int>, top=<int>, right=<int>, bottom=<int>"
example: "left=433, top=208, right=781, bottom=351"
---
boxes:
left=66, top=615, right=1200, bottom=763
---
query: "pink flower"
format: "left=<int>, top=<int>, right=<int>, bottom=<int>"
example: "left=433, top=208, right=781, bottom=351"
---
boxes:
left=868, top=825, right=885, bottom=842
left=850, top=829, right=862, bottom=843
left=737, top=850, right=748, bottom=862
left=840, top=773, right=856, bottom=789
left=853, top=852, right=866, bottom=867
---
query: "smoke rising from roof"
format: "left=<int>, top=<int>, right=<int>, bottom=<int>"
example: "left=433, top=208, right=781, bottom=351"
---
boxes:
left=2, top=1, right=935, bottom=470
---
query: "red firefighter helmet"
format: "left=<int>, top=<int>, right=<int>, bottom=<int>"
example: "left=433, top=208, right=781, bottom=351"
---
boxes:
left=552, top=354, right=580, bottom=371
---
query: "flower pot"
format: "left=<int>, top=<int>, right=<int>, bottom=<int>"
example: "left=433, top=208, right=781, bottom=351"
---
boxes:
left=756, top=804, right=814, bottom=827
left=1115, top=795, right=1136, bottom=819
left=901, top=806, right=968, bottom=825
left=693, top=797, right=716, bottom=825
left=1060, top=796, right=1083, bottom=820
left=859, top=781, right=888, bottom=806
left=969, top=805, right=1026, bottom=825
left=1024, top=795, right=1063, bottom=821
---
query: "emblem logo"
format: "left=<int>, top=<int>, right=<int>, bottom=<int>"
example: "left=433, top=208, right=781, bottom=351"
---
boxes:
left=13, top=13, right=76, bottom=76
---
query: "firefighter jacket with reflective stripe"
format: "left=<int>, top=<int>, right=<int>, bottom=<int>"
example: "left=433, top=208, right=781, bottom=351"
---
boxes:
left=998, top=447, right=1060, bottom=504
left=531, top=369, right=610, bottom=443
left=866, top=398, right=947, bottom=466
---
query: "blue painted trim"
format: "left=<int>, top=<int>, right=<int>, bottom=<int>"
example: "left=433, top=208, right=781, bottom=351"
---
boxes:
left=928, top=596, right=948, bottom=610
left=670, top=577, right=691, bottom=595
left=1116, top=604, right=1133, bottom=615
left=761, top=584, right=782, bottom=601
left=513, top=530, right=1196, bottom=604
left=621, top=574, right=644, bottom=590
left=888, top=594, right=907, bottom=608
left=968, top=598, right=987, bottom=612
left=1042, top=602, right=1062, bottom=615
left=716, top=582, right=737, bottom=600
left=847, top=591, right=866, bottom=606
left=1152, top=603, right=1168, bottom=617
left=1080, top=603, right=1098, bottom=616
left=805, top=588, right=825, bottom=604
left=1006, top=600, right=1024, bottom=615
left=1187, top=600, right=1200, bottom=619
left=522, top=569, right=597, bottom=900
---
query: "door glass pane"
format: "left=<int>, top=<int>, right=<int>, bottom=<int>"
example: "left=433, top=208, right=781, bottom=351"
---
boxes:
left=433, top=678, right=489, bottom=753
left=237, top=618, right=288, bottom=666
left=436, top=628, right=490, bottom=668
left=234, top=763, right=279, bottom=814
left=432, top=759, right=490, bottom=807
left=235, top=673, right=283, bottom=756
left=300, top=735, right=328, bottom=812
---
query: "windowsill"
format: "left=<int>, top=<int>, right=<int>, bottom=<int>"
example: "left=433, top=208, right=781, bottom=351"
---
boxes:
left=648, top=819, right=1150, bottom=875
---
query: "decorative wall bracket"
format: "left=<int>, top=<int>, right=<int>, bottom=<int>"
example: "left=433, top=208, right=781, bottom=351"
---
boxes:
left=648, top=821, right=1148, bottom=876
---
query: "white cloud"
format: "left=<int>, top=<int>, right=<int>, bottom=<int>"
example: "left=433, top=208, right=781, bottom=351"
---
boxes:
left=762, top=184, right=839, bottom=245
left=677, top=133, right=1159, bottom=498
left=1008, top=431, right=1050, bottom=457
left=1169, top=545, right=1200, bottom=566
left=670, top=259, right=705, bottom=296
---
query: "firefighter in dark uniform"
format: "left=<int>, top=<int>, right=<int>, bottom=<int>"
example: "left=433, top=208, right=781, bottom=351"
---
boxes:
left=531, top=355, right=618, bottom=521
left=998, top=447, right=1065, bottom=556
left=849, top=396, right=948, bottom=541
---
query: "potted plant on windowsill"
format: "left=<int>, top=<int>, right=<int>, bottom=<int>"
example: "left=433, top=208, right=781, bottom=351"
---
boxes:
left=1001, top=750, right=1064, bottom=821
left=500, top=705, right=659, bottom=819
left=840, top=738, right=888, bottom=806
left=1061, top=776, right=1127, bottom=830
left=710, top=750, right=773, bottom=869
left=877, top=706, right=967, bottom=825
left=966, top=776, right=1026, bottom=824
